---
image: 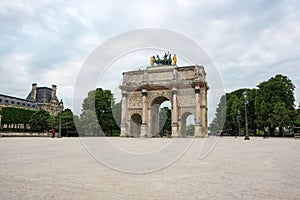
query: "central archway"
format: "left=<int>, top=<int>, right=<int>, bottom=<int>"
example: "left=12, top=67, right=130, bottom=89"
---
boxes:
left=150, top=96, right=170, bottom=137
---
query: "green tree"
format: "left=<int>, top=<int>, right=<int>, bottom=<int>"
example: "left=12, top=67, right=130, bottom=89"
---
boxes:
left=229, top=89, right=257, bottom=135
left=79, top=110, right=100, bottom=136
left=112, top=101, right=121, bottom=134
left=186, top=124, right=194, bottom=136
left=30, top=110, right=51, bottom=131
left=210, top=88, right=257, bottom=136
left=294, top=104, right=300, bottom=127
left=56, top=108, right=78, bottom=137
left=159, top=107, right=171, bottom=137
left=94, top=88, right=117, bottom=136
left=255, top=74, right=295, bottom=136
left=47, top=115, right=55, bottom=130
left=80, top=88, right=119, bottom=136
left=209, top=95, right=226, bottom=134
left=0, top=107, right=36, bottom=129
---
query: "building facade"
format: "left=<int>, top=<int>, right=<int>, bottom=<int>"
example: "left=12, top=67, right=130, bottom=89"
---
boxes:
left=0, top=83, right=63, bottom=115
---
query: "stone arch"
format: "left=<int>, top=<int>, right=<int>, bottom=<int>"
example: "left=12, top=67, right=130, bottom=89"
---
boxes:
left=119, top=65, right=209, bottom=138
left=149, top=96, right=170, bottom=137
left=130, top=113, right=142, bottom=137
left=147, top=91, right=172, bottom=106
left=180, top=112, right=195, bottom=137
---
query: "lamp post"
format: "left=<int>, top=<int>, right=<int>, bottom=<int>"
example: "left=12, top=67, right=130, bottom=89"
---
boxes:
left=242, top=91, right=250, bottom=140
left=58, top=99, right=63, bottom=138
left=237, top=110, right=241, bottom=137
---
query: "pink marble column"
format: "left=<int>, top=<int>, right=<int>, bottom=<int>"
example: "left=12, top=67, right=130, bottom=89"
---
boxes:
left=172, top=88, right=178, bottom=124
left=141, top=89, right=148, bottom=124
left=195, top=86, right=201, bottom=124
left=121, top=91, right=127, bottom=124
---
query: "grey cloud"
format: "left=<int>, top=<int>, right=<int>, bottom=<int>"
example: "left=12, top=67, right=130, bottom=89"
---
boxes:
left=0, top=0, right=299, bottom=113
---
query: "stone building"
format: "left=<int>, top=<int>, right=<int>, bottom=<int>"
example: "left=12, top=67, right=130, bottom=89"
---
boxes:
left=26, top=83, right=63, bottom=115
left=0, top=83, right=63, bottom=115
left=119, top=64, right=208, bottom=138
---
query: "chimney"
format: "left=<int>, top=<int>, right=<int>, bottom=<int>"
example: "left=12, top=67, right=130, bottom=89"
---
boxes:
left=31, top=83, right=37, bottom=101
left=51, top=85, right=57, bottom=101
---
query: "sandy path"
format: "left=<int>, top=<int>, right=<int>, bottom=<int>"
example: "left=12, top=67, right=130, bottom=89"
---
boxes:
left=0, top=137, right=299, bottom=199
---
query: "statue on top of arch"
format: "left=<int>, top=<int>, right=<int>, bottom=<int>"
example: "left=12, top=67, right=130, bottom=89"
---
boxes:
left=150, top=52, right=177, bottom=66
left=194, top=65, right=206, bottom=81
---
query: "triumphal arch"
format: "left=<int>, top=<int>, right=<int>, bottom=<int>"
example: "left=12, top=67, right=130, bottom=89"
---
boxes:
left=119, top=54, right=209, bottom=137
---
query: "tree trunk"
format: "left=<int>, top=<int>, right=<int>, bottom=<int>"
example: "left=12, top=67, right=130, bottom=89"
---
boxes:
left=279, top=127, right=284, bottom=137
left=253, top=125, right=257, bottom=136
left=269, top=126, right=275, bottom=137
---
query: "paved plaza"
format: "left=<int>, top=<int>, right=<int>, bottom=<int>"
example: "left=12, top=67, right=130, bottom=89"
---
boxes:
left=0, top=137, right=299, bottom=199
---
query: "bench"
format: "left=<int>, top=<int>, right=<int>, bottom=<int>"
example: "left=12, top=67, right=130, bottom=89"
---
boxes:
left=295, top=133, right=300, bottom=138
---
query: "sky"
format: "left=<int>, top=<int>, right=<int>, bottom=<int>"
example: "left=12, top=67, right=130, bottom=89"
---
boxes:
left=0, top=0, right=300, bottom=122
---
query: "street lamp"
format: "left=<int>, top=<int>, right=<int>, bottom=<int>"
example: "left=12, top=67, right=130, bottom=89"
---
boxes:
left=237, top=110, right=241, bottom=137
left=242, top=91, right=250, bottom=140
left=58, top=99, right=63, bottom=138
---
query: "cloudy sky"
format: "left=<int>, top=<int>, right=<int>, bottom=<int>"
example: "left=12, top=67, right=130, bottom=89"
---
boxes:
left=1, top=0, right=300, bottom=120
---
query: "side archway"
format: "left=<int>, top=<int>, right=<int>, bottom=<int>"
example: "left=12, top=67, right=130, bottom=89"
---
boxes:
left=130, top=113, right=142, bottom=137
left=180, top=112, right=195, bottom=137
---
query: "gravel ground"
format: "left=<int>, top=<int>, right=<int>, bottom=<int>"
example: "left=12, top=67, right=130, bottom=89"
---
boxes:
left=0, top=137, right=299, bottom=200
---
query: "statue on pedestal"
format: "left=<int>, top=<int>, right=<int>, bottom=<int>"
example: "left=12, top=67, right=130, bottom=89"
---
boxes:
left=150, top=56, right=155, bottom=66
left=172, top=54, right=177, bottom=65
left=150, top=52, right=177, bottom=66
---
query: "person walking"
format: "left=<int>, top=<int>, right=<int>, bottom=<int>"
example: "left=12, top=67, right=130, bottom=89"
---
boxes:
left=51, top=129, right=55, bottom=138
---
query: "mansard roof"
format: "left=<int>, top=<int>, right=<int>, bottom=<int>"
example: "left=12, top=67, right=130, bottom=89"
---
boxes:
left=0, top=94, right=38, bottom=109
left=26, top=87, right=52, bottom=103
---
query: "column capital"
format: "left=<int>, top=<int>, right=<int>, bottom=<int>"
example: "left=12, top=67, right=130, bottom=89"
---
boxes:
left=122, top=90, right=127, bottom=97
left=141, top=89, right=148, bottom=96
left=172, top=89, right=177, bottom=95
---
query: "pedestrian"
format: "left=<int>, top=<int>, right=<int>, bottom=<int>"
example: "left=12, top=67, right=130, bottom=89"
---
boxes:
left=51, top=129, right=55, bottom=138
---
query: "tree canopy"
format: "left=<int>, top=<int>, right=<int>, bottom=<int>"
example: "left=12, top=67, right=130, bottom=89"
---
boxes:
left=210, top=74, right=297, bottom=136
left=29, top=110, right=51, bottom=131
left=0, top=107, right=35, bottom=129
left=79, top=88, right=120, bottom=136
left=255, top=74, right=295, bottom=136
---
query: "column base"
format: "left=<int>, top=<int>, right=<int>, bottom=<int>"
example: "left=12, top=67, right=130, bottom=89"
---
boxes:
left=171, top=123, right=179, bottom=137
left=120, top=123, right=129, bottom=137
left=194, top=124, right=204, bottom=138
left=140, top=124, right=148, bottom=137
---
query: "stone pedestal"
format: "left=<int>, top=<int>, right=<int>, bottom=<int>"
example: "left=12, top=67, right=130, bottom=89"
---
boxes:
left=140, top=124, right=148, bottom=137
left=194, top=123, right=203, bottom=138
left=171, top=123, right=179, bottom=137
left=120, top=123, right=128, bottom=137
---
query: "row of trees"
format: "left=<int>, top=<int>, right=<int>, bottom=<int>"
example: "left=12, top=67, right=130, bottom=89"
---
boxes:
left=210, top=74, right=299, bottom=136
left=0, top=107, right=36, bottom=129
left=0, top=107, right=78, bottom=136
left=0, top=88, right=121, bottom=136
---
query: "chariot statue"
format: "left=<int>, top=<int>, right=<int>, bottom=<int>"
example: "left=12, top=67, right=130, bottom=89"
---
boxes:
left=149, top=52, right=177, bottom=66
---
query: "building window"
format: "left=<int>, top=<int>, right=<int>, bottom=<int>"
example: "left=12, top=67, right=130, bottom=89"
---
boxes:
left=22, top=103, right=25, bottom=106
left=5, top=100, right=9, bottom=104
left=11, top=101, right=15, bottom=104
